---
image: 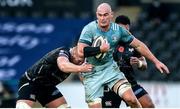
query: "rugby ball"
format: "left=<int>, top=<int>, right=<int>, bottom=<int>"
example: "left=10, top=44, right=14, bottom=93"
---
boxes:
left=92, top=36, right=107, bottom=59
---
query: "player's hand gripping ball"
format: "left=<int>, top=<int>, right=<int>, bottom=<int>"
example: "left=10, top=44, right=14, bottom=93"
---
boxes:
left=92, top=36, right=107, bottom=59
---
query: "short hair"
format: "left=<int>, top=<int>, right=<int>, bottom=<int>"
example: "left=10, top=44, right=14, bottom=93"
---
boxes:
left=115, top=15, right=130, bottom=25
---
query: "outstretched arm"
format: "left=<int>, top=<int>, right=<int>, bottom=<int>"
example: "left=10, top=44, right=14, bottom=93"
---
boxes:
left=130, top=37, right=169, bottom=74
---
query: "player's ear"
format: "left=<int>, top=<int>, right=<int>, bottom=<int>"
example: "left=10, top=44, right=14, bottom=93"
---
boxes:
left=110, top=12, right=113, bottom=20
left=96, top=12, right=99, bottom=18
left=126, top=25, right=130, bottom=30
left=73, top=47, right=78, bottom=57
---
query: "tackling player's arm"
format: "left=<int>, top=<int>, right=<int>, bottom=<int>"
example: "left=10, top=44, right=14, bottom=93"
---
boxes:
left=57, top=55, right=93, bottom=73
left=130, top=37, right=169, bottom=74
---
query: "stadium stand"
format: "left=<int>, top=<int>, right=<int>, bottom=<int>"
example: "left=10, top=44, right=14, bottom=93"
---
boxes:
left=130, top=10, right=179, bottom=81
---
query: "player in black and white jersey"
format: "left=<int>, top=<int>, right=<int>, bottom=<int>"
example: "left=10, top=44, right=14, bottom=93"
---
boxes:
left=16, top=46, right=93, bottom=108
left=102, top=15, right=155, bottom=108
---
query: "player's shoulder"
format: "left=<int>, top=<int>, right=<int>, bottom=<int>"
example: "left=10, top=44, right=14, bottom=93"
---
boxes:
left=44, top=47, right=70, bottom=58
left=112, top=22, right=127, bottom=30
left=111, top=22, right=121, bottom=31
left=84, top=20, right=97, bottom=29
left=58, top=46, right=71, bottom=58
left=88, top=20, right=97, bottom=25
left=50, top=47, right=68, bottom=53
left=58, top=46, right=69, bottom=51
left=57, top=46, right=69, bottom=54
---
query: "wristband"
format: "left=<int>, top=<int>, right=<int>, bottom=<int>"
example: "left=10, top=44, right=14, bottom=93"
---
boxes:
left=84, top=46, right=101, bottom=57
left=138, top=60, right=143, bottom=68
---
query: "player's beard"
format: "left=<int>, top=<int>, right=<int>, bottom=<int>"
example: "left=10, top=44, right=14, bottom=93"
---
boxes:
left=98, top=19, right=110, bottom=31
left=99, top=23, right=110, bottom=31
left=101, top=25, right=108, bottom=28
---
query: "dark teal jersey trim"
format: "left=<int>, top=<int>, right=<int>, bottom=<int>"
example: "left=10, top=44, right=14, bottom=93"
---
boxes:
left=79, top=39, right=92, bottom=46
left=127, top=36, right=134, bottom=44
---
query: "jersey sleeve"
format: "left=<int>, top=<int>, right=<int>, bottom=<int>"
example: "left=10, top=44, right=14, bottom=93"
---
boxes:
left=78, top=25, right=93, bottom=46
left=58, top=49, right=70, bottom=59
left=119, top=26, right=134, bottom=44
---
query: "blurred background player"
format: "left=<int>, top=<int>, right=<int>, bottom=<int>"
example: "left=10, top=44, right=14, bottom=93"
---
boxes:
left=77, top=2, right=169, bottom=108
left=102, top=15, right=155, bottom=108
left=16, top=46, right=93, bottom=108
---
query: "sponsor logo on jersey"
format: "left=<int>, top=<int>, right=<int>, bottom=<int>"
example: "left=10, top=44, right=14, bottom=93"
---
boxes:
left=111, top=35, right=118, bottom=42
left=105, top=101, right=112, bottom=106
left=129, top=48, right=134, bottom=52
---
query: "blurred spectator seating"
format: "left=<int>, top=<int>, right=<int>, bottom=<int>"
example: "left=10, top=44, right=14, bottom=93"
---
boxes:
left=130, top=11, right=180, bottom=81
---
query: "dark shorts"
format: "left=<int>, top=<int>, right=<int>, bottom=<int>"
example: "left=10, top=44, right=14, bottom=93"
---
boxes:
left=102, top=84, right=148, bottom=108
left=17, top=76, right=63, bottom=107
left=132, top=84, right=148, bottom=99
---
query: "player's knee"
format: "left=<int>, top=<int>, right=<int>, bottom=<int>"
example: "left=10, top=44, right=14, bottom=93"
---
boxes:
left=16, top=101, right=31, bottom=109
left=123, top=92, right=142, bottom=108
left=144, top=101, right=155, bottom=108
left=139, top=95, right=155, bottom=108
left=87, top=98, right=102, bottom=107
left=114, top=82, right=141, bottom=107
left=114, top=81, right=131, bottom=97
left=148, top=103, right=155, bottom=108
left=125, top=97, right=139, bottom=106
left=57, top=103, right=70, bottom=108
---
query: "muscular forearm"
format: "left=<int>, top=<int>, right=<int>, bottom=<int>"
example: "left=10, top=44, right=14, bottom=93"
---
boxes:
left=77, top=43, right=88, bottom=58
left=130, top=38, right=169, bottom=74
left=138, top=43, right=158, bottom=63
left=58, top=62, right=84, bottom=73
left=131, top=38, right=160, bottom=64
